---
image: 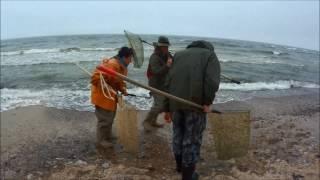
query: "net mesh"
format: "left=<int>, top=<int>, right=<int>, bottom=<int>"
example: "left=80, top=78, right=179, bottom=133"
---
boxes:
left=124, top=30, right=144, bottom=68
left=208, top=111, right=250, bottom=160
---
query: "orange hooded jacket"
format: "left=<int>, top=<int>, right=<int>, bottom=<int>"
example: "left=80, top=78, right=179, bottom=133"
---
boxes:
left=91, top=58, right=127, bottom=111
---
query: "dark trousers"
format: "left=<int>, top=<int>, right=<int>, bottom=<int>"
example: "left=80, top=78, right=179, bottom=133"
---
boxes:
left=144, top=93, right=165, bottom=123
left=95, top=106, right=116, bottom=143
left=172, top=110, right=207, bottom=167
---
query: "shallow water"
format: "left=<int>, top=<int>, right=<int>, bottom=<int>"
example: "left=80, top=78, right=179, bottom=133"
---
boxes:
left=1, top=34, right=319, bottom=111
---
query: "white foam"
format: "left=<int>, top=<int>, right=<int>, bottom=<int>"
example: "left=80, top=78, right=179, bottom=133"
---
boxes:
left=0, top=88, right=92, bottom=112
left=1, top=47, right=117, bottom=57
left=0, top=51, right=23, bottom=56
left=25, top=48, right=61, bottom=54
left=2, top=81, right=319, bottom=112
left=125, top=87, right=152, bottom=110
left=219, top=58, right=304, bottom=67
left=81, top=47, right=116, bottom=51
left=1, top=52, right=105, bottom=66
left=221, top=80, right=320, bottom=91
left=127, top=87, right=150, bottom=96
left=1, top=48, right=60, bottom=56
left=272, top=51, right=281, bottom=55
left=287, top=47, right=297, bottom=50
left=0, top=87, right=153, bottom=112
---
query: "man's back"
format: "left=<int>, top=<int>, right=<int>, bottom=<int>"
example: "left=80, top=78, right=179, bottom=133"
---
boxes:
left=165, top=41, right=221, bottom=112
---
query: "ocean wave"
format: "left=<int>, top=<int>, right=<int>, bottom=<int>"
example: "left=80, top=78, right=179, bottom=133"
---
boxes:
left=0, top=88, right=153, bottom=112
left=219, top=58, right=304, bottom=67
left=0, top=88, right=93, bottom=112
left=0, top=87, right=237, bottom=112
left=1, top=58, right=101, bottom=66
left=1, top=48, right=61, bottom=56
left=1, top=81, right=318, bottom=112
left=253, top=49, right=288, bottom=56
left=286, top=47, right=297, bottom=50
left=1, top=47, right=117, bottom=56
left=0, top=50, right=25, bottom=56
left=74, top=47, right=117, bottom=52
left=220, top=80, right=319, bottom=91
left=272, top=51, right=281, bottom=55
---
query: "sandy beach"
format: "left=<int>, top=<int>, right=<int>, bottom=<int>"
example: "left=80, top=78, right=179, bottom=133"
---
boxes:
left=1, top=91, right=319, bottom=179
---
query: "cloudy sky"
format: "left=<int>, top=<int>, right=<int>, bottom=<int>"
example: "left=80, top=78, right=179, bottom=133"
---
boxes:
left=1, top=1, right=319, bottom=50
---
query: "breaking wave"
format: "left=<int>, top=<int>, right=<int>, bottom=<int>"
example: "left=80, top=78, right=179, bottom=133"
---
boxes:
left=0, top=88, right=93, bottom=112
left=2, top=81, right=318, bottom=112
left=253, top=49, right=288, bottom=56
left=221, top=80, right=319, bottom=91
left=219, top=58, right=304, bottom=67
left=1, top=47, right=117, bottom=56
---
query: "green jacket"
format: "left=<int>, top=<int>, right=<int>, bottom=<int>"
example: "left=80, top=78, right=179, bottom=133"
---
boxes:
left=148, top=53, right=170, bottom=90
left=163, top=41, right=221, bottom=112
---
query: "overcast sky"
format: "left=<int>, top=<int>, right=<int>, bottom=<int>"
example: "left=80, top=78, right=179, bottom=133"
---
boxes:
left=1, top=1, right=319, bottom=50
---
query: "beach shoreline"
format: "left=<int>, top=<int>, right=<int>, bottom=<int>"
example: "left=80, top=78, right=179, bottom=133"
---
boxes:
left=1, top=91, right=319, bottom=179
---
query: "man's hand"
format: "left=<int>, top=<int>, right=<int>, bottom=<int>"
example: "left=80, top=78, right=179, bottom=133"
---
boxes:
left=166, top=58, right=173, bottom=67
left=164, top=112, right=172, bottom=123
left=203, top=105, right=212, bottom=113
left=121, top=90, right=128, bottom=96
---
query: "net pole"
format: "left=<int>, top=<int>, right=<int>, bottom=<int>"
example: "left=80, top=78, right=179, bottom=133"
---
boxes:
left=97, top=65, right=221, bottom=114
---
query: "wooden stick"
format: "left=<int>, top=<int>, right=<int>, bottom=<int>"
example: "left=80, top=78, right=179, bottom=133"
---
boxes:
left=97, top=65, right=221, bottom=114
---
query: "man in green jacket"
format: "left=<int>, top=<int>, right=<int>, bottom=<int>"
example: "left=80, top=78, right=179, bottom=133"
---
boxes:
left=143, top=36, right=173, bottom=131
left=163, top=40, right=220, bottom=180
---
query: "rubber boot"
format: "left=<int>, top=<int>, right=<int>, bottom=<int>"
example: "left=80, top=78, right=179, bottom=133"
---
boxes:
left=182, top=164, right=199, bottom=180
left=143, top=113, right=163, bottom=132
left=174, top=154, right=182, bottom=173
left=150, top=119, right=164, bottom=128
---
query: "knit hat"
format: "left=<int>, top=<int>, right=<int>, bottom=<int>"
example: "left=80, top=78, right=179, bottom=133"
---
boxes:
left=153, top=36, right=170, bottom=47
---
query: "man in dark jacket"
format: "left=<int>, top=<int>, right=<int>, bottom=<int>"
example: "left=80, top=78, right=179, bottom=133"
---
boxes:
left=163, top=40, right=220, bottom=180
left=143, top=36, right=172, bottom=131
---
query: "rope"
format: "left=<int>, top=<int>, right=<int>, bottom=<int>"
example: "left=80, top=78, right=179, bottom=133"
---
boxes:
left=99, top=72, right=114, bottom=100
left=74, top=62, right=116, bottom=101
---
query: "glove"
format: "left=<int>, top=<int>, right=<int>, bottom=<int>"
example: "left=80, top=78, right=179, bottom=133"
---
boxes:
left=164, top=112, right=172, bottom=123
left=121, top=89, right=128, bottom=96
left=203, top=105, right=212, bottom=113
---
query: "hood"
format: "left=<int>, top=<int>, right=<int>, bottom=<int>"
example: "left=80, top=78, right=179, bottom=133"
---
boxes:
left=186, top=40, right=214, bottom=51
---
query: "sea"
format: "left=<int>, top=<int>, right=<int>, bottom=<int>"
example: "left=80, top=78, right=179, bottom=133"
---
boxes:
left=1, top=34, right=319, bottom=112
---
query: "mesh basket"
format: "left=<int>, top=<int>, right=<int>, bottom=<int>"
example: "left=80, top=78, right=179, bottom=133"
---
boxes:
left=208, top=111, right=250, bottom=160
left=115, top=97, right=140, bottom=153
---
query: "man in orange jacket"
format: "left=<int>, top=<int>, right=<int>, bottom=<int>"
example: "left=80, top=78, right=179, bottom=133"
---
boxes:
left=91, top=47, right=133, bottom=149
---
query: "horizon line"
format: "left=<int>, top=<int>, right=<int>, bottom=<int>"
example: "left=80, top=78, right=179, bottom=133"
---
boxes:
left=1, top=32, right=318, bottom=52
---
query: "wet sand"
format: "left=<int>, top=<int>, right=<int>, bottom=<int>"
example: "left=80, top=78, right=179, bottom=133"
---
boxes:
left=1, top=91, right=319, bottom=179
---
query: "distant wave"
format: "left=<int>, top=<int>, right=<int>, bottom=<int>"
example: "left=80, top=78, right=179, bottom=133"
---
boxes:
left=219, top=58, right=304, bottom=67
left=1, top=47, right=117, bottom=56
left=272, top=51, right=281, bottom=55
left=286, top=47, right=297, bottom=50
left=1, top=58, right=101, bottom=66
left=252, top=49, right=288, bottom=56
left=220, top=80, right=319, bottom=91
left=215, top=42, right=242, bottom=48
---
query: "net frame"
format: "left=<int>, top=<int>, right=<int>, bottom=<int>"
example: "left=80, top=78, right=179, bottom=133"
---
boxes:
left=124, top=30, right=144, bottom=68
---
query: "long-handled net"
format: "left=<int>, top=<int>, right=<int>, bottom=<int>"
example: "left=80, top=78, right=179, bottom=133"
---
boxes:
left=124, top=30, right=240, bottom=84
left=124, top=30, right=144, bottom=68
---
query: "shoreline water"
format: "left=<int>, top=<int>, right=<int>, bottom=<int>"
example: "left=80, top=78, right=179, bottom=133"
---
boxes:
left=1, top=92, right=319, bottom=179
left=1, top=86, right=319, bottom=112
left=1, top=34, right=319, bottom=114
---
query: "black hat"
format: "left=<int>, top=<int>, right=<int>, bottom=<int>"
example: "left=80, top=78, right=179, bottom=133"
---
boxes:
left=153, top=36, right=170, bottom=47
left=118, top=46, right=134, bottom=58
